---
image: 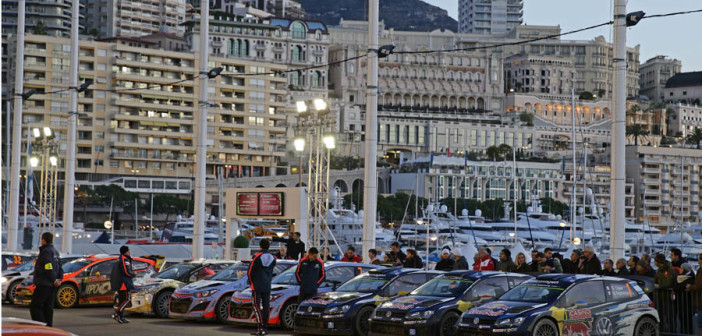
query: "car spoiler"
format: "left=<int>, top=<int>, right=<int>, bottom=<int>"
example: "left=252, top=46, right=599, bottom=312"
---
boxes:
left=139, top=255, right=167, bottom=272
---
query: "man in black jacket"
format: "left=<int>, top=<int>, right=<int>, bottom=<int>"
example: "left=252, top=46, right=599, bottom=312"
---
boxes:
left=579, top=245, right=602, bottom=275
left=403, top=249, right=423, bottom=269
left=387, top=242, right=406, bottom=266
left=248, top=239, right=277, bottom=336
left=111, top=245, right=135, bottom=324
left=30, top=232, right=63, bottom=327
left=295, top=247, right=325, bottom=303
left=272, top=232, right=305, bottom=260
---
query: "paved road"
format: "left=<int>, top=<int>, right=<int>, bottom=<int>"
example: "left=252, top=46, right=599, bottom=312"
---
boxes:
left=3, top=305, right=293, bottom=336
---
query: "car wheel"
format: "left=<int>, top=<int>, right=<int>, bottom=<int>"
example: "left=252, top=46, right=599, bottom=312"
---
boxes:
left=153, top=290, right=173, bottom=318
left=532, top=318, right=559, bottom=336
left=634, top=317, right=658, bottom=336
left=56, top=284, right=78, bottom=309
left=354, top=306, right=374, bottom=336
left=215, top=294, right=232, bottom=323
left=439, top=311, right=459, bottom=336
left=6, top=280, right=21, bottom=303
left=280, top=301, right=298, bottom=330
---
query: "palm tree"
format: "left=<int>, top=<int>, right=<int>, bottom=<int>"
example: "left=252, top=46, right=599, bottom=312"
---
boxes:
left=685, top=127, right=702, bottom=149
left=498, top=144, right=513, bottom=159
left=626, top=124, right=649, bottom=146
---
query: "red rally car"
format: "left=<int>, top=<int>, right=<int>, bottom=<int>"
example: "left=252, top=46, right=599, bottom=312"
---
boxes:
left=14, top=254, right=160, bottom=308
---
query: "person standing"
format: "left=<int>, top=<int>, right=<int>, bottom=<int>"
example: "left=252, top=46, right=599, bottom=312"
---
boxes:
left=341, top=246, right=362, bottom=262
left=368, top=249, right=380, bottom=264
left=601, top=259, right=616, bottom=276
left=248, top=239, right=277, bottom=336
left=452, top=249, right=469, bottom=270
left=387, top=242, right=406, bottom=266
left=627, top=256, right=640, bottom=274
left=111, top=246, right=135, bottom=324
left=529, top=250, right=540, bottom=272
left=514, top=253, right=531, bottom=273
left=295, top=247, right=325, bottom=303
left=403, top=249, right=423, bottom=269
left=473, top=248, right=495, bottom=271
left=272, top=232, right=305, bottom=260
left=615, top=258, right=630, bottom=276
left=543, top=248, right=563, bottom=273
left=685, top=254, right=702, bottom=333
left=496, top=249, right=517, bottom=272
left=579, top=246, right=602, bottom=275
left=30, top=232, right=63, bottom=327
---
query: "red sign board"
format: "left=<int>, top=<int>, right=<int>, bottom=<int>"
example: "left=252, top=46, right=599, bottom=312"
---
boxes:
left=235, top=192, right=284, bottom=217
left=236, top=193, right=259, bottom=216
left=259, top=193, right=284, bottom=216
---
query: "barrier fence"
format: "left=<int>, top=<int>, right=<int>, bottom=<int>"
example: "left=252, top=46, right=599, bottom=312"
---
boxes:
left=650, top=288, right=702, bottom=336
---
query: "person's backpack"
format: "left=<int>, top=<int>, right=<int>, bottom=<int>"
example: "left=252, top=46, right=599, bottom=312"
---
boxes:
left=110, top=259, right=122, bottom=292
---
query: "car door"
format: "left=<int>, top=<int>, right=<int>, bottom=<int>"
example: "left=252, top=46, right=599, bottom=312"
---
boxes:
left=82, top=259, right=117, bottom=303
left=557, top=280, right=610, bottom=336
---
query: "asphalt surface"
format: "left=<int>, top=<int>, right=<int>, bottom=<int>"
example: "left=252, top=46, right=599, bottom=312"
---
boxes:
left=2, top=305, right=293, bottom=336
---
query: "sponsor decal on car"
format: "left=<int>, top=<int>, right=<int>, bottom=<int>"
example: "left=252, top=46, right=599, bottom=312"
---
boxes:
left=466, top=302, right=510, bottom=316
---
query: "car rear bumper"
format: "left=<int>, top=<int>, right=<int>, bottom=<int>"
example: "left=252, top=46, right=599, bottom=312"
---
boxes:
left=125, top=293, right=153, bottom=313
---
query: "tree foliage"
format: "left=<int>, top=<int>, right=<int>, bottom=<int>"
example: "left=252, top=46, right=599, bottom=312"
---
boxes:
left=626, top=124, right=649, bottom=146
left=685, top=127, right=702, bottom=149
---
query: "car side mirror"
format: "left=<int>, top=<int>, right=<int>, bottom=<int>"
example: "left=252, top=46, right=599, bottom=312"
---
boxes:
left=94, top=271, right=100, bottom=277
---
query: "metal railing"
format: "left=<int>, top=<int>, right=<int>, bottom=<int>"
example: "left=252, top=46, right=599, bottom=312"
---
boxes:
left=650, top=288, right=701, bottom=335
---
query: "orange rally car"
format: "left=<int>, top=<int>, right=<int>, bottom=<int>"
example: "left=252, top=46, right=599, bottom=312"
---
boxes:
left=14, top=254, right=160, bottom=308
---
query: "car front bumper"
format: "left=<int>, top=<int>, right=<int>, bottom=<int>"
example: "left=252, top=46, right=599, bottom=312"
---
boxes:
left=369, top=318, right=435, bottom=336
left=13, top=288, right=33, bottom=306
left=168, top=296, right=217, bottom=320
left=295, top=312, right=353, bottom=335
left=125, top=292, right=154, bottom=313
left=228, top=302, right=280, bottom=326
left=456, top=322, right=524, bottom=336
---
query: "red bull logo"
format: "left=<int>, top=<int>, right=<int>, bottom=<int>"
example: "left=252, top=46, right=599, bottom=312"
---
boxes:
left=563, top=322, right=592, bottom=336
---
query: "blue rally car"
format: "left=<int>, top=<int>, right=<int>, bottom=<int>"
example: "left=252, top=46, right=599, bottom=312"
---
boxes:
left=369, top=271, right=532, bottom=336
left=456, top=274, right=660, bottom=336
left=168, top=260, right=296, bottom=322
left=229, top=261, right=382, bottom=329
left=295, top=268, right=444, bottom=336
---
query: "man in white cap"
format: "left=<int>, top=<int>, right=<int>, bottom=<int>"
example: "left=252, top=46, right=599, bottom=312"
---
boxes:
left=453, top=248, right=469, bottom=270
left=473, top=247, right=496, bottom=271
left=435, top=248, right=455, bottom=271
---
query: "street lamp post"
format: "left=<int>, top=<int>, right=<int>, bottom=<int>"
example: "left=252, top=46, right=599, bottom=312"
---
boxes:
left=294, top=138, right=305, bottom=187
left=131, top=169, right=139, bottom=238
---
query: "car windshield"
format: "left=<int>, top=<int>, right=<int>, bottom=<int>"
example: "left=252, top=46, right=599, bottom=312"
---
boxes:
left=411, top=277, right=473, bottom=297
left=500, top=283, right=565, bottom=303
left=156, top=264, right=197, bottom=280
left=211, top=263, right=249, bottom=281
left=15, top=262, right=35, bottom=272
left=62, top=259, right=91, bottom=273
left=272, top=267, right=299, bottom=285
left=336, top=275, right=388, bottom=293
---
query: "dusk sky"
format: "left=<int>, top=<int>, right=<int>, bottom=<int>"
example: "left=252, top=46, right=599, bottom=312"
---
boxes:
left=424, top=0, right=702, bottom=71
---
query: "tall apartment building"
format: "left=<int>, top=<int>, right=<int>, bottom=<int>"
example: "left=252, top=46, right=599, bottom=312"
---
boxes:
left=7, top=34, right=288, bottom=192
left=664, top=71, right=702, bottom=104
left=639, top=55, right=681, bottom=102
left=667, top=102, right=702, bottom=138
left=627, top=146, right=702, bottom=229
left=81, top=0, right=186, bottom=38
left=183, top=13, right=329, bottom=102
left=210, top=0, right=305, bottom=19
left=458, top=0, right=523, bottom=34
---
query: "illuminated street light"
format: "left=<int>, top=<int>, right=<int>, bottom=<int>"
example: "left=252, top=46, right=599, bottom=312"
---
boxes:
left=32, top=128, right=41, bottom=139
left=42, top=127, right=52, bottom=138
left=573, top=237, right=582, bottom=245
left=294, top=138, right=305, bottom=152
left=29, top=156, right=39, bottom=167
left=49, top=156, right=58, bottom=166
left=296, top=101, right=308, bottom=113
left=323, top=135, right=335, bottom=149
left=313, top=98, right=327, bottom=111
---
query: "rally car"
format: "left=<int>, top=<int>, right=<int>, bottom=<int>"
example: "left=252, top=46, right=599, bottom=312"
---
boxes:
left=455, top=274, right=660, bottom=336
left=2, top=254, right=82, bottom=304
left=229, top=261, right=383, bottom=329
left=14, top=254, right=160, bottom=308
left=296, top=268, right=444, bottom=336
left=1, top=252, right=35, bottom=271
left=369, top=271, right=532, bottom=336
left=169, top=259, right=297, bottom=322
left=127, top=260, right=235, bottom=317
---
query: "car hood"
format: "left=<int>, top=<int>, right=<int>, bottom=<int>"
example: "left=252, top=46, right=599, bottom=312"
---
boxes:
left=302, top=291, right=372, bottom=306
left=377, top=295, right=454, bottom=312
left=179, top=279, right=235, bottom=291
left=463, top=301, right=548, bottom=318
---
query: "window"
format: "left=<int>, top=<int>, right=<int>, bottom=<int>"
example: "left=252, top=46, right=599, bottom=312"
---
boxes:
left=605, top=281, right=636, bottom=302
left=89, top=260, right=116, bottom=276
left=291, top=22, right=307, bottom=39
left=292, top=46, right=304, bottom=61
left=311, top=71, right=320, bottom=88
left=386, top=273, right=427, bottom=297
left=561, top=281, right=606, bottom=307
left=324, top=266, right=355, bottom=286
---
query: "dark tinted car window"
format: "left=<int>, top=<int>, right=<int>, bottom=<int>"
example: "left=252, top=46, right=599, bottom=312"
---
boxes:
left=386, top=273, right=427, bottom=297
left=326, top=266, right=356, bottom=284
left=465, top=276, right=508, bottom=301
left=90, top=260, right=116, bottom=276
left=563, top=281, right=606, bottom=307
left=605, top=281, right=636, bottom=302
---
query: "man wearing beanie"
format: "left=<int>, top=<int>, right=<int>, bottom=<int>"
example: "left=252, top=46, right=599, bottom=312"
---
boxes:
left=435, top=248, right=455, bottom=271
left=635, top=259, right=655, bottom=277
left=653, top=253, right=679, bottom=333
left=111, top=245, right=135, bottom=324
left=30, top=232, right=63, bottom=327
left=654, top=253, right=678, bottom=290
left=497, top=248, right=517, bottom=272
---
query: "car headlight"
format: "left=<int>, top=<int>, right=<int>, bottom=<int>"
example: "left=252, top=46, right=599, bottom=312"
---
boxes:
left=1, top=277, right=8, bottom=284
left=496, top=317, right=525, bottom=326
left=195, top=289, right=219, bottom=298
left=407, top=311, right=434, bottom=320
left=325, top=305, right=351, bottom=314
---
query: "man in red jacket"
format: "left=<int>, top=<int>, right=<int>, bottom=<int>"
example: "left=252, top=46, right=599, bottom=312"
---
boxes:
left=472, top=247, right=496, bottom=271
left=341, top=245, right=362, bottom=263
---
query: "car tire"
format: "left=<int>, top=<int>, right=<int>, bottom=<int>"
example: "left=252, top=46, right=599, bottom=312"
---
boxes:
left=354, top=306, right=374, bottom=336
left=215, top=293, right=232, bottom=323
left=6, top=280, right=21, bottom=304
left=532, top=318, right=559, bottom=336
left=153, top=290, right=173, bottom=318
left=56, top=284, right=78, bottom=309
left=634, top=317, right=658, bottom=336
left=439, top=311, right=459, bottom=336
left=280, top=301, right=298, bottom=330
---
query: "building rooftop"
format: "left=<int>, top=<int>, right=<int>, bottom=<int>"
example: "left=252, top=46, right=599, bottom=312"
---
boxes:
left=665, top=71, right=702, bottom=88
